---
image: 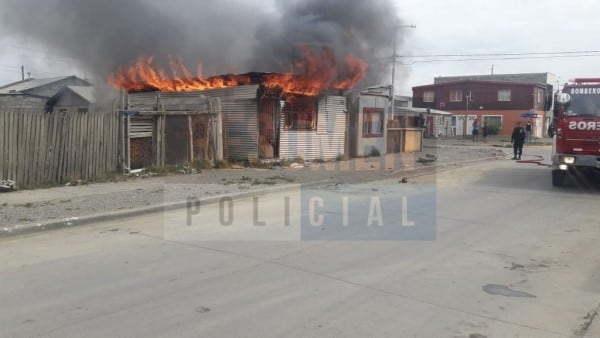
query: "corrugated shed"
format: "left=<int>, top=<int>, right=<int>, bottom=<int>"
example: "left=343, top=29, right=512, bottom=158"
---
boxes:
left=279, top=95, right=346, bottom=160
left=127, top=85, right=262, bottom=161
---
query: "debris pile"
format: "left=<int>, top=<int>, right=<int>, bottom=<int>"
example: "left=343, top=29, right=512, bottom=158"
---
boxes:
left=417, top=153, right=438, bottom=164
left=0, top=179, right=16, bottom=192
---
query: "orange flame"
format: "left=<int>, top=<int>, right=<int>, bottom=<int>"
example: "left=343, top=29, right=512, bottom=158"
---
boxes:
left=108, top=45, right=367, bottom=96
left=107, top=55, right=251, bottom=92
left=263, top=46, right=367, bottom=96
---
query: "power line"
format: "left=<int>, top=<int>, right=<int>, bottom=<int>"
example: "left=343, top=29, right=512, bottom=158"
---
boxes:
left=400, top=53, right=600, bottom=64
left=401, top=50, right=600, bottom=58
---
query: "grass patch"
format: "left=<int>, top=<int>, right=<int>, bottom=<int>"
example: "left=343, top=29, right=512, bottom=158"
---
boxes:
left=192, top=159, right=212, bottom=170
left=336, top=154, right=348, bottom=161
left=369, top=148, right=381, bottom=157
left=214, top=160, right=231, bottom=169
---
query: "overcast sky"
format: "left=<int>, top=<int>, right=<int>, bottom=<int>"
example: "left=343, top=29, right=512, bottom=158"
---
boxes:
left=1, top=0, right=599, bottom=95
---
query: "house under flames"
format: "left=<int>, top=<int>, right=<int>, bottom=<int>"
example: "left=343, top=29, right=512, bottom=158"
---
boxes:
left=125, top=82, right=347, bottom=168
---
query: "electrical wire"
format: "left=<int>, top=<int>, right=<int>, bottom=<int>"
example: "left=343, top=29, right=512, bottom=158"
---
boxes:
left=398, top=52, right=600, bottom=65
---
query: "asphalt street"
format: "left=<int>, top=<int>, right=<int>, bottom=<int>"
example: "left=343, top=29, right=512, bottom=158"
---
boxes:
left=1, top=150, right=600, bottom=338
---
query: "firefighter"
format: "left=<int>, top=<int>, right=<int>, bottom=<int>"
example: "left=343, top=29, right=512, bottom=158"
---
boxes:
left=511, top=121, right=526, bottom=160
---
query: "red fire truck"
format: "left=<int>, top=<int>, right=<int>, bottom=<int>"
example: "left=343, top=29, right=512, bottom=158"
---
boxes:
left=550, top=78, right=600, bottom=186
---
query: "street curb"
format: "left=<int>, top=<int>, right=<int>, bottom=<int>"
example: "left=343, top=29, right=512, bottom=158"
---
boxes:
left=0, top=156, right=502, bottom=238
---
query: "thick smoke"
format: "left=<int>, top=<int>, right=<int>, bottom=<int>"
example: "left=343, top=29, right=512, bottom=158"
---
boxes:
left=1, top=0, right=402, bottom=88
left=251, top=0, right=401, bottom=86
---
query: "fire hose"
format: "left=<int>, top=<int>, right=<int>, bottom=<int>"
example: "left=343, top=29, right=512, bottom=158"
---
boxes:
left=516, top=155, right=551, bottom=167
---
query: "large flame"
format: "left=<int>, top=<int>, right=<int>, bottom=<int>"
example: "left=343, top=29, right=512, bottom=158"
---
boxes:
left=107, top=55, right=251, bottom=92
left=108, top=45, right=367, bottom=96
left=262, top=46, right=367, bottom=96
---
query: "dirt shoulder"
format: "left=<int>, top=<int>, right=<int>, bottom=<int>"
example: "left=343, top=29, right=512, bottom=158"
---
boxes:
left=0, top=139, right=509, bottom=232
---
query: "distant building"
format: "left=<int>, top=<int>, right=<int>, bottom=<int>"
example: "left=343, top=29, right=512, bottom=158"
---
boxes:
left=412, top=73, right=556, bottom=137
left=47, top=85, right=97, bottom=114
left=349, top=86, right=451, bottom=156
left=0, top=76, right=94, bottom=112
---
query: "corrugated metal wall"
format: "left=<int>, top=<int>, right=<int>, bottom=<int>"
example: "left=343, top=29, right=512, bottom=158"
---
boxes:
left=202, top=86, right=259, bottom=162
left=279, top=95, right=346, bottom=160
left=128, top=85, right=259, bottom=162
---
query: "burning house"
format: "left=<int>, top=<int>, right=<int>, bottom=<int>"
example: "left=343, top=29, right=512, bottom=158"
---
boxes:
left=1, top=0, right=407, bottom=169
left=114, top=48, right=362, bottom=166
left=124, top=82, right=347, bottom=165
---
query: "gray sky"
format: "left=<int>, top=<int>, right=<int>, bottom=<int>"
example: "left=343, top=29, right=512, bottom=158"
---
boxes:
left=1, top=0, right=599, bottom=95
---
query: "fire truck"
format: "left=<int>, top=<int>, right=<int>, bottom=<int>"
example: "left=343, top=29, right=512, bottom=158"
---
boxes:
left=550, top=78, right=600, bottom=186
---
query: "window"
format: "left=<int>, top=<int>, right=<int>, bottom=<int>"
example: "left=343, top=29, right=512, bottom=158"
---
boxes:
left=536, top=89, right=544, bottom=104
left=423, top=91, right=435, bottom=102
left=498, top=89, right=512, bottom=101
left=450, top=89, right=463, bottom=102
left=483, top=115, right=503, bottom=134
left=284, top=98, right=317, bottom=130
left=363, top=108, right=384, bottom=137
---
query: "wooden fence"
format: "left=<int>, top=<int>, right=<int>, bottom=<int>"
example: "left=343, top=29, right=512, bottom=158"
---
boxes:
left=0, top=111, right=119, bottom=188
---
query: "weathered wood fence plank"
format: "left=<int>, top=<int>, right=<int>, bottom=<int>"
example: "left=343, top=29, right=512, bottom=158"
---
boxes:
left=0, top=111, right=119, bottom=188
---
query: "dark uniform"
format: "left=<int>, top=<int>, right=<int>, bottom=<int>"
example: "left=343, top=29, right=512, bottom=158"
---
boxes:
left=511, top=123, right=526, bottom=160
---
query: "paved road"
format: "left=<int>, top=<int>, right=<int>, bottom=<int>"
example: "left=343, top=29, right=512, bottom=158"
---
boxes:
left=2, top=151, right=600, bottom=337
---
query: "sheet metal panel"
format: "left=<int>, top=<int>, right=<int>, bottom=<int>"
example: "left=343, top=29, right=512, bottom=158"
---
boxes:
left=222, top=100, right=258, bottom=161
left=279, top=95, right=346, bottom=160
left=129, top=85, right=261, bottom=161
left=195, top=85, right=259, bottom=101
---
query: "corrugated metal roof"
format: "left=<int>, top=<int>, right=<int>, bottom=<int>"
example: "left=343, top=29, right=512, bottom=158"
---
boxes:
left=66, top=86, right=96, bottom=103
left=128, top=85, right=260, bottom=111
left=0, top=76, right=72, bottom=94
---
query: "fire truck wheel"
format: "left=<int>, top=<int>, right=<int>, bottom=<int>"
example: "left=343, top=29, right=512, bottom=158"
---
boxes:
left=552, top=170, right=566, bottom=187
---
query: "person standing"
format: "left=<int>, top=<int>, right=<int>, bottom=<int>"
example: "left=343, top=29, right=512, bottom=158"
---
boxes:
left=482, top=121, right=489, bottom=142
left=525, top=121, right=532, bottom=143
left=511, top=121, right=526, bottom=160
left=472, top=118, right=479, bottom=141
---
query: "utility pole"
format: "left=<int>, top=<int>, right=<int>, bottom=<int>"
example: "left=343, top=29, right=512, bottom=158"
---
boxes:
left=21, top=65, right=24, bottom=81
left=390, top=24, right=416, bottom=120
left=464, top=92, right=473, bottom=139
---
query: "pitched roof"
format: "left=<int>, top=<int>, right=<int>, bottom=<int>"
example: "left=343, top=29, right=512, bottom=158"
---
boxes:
left=65, top=85, right=96, bottom=103
left=0, top=76, right=91, bottom=94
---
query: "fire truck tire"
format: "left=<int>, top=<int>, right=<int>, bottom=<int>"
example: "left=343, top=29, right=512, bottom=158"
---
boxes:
left=552, top=170, right=566, bottom=187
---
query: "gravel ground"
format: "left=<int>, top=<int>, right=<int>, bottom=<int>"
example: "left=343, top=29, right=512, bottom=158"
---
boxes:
left=0, top=139, right=509, bottom=228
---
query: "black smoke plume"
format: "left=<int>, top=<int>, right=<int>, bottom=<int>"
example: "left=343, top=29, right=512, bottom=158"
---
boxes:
left=1, top=0, right=403, bottom=88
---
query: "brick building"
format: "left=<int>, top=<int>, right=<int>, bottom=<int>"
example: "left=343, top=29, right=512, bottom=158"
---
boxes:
left=412, top=73, right=555, bottom=137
